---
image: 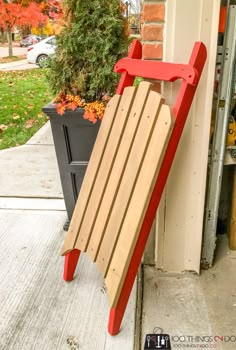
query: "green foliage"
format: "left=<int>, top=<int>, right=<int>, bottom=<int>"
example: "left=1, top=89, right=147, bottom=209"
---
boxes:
left=48, top=0, right=128, bottom=101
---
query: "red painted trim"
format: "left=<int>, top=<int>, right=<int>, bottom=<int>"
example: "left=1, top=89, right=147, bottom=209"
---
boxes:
left=63, top=249, right=81, bottom=281
left=114, top=59, right=199, bottom=86
left=115, top=39, right=142, bottom=95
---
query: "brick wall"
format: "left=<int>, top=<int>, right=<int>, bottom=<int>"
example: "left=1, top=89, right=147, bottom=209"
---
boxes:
left=141, top=1, right=166, bottom=92
left=141, top=1, right=165, bottom=60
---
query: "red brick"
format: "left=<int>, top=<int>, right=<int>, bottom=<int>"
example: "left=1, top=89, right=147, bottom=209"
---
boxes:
left=142, top=24, right=163, bottom=41
left=143, top=43, right=163, bottom=59
left=143, top=3, right=165, bottom=22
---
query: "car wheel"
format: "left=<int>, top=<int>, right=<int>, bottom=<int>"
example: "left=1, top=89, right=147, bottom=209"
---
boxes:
left=36, top=54, right=48, bottom=67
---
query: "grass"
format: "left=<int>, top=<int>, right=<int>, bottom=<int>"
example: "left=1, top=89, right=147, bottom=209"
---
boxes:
left=0, top=69, right=54, bottom=150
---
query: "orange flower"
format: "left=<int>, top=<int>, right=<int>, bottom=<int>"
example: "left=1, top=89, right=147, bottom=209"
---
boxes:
left=54, top=93, right=107, bottom=122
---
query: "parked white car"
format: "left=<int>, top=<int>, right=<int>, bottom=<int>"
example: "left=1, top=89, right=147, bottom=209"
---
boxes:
left=27, top=36, right=56, bottom=67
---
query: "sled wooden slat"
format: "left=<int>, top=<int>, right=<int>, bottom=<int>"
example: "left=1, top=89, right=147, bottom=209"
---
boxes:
left=61, top=94, right=121, bottom=255
left=106, top=104, right=174, bottom=308
left=94, top=91, right=164, bottom=275
left=73, top=86, right=138, bottom=252
left=61, top=88, right=136, bottom=255
left=76, top=82, right=151, bottom=253
left=86, top=82, right=156, bottom=261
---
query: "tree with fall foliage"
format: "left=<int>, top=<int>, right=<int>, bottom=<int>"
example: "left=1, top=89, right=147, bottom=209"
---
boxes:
left=0, top=0, right=47, bottom=56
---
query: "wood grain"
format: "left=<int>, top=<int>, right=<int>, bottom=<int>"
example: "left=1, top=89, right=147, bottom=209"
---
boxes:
left=95, top=91, right=164, bottom=275
left=74, top=86, right=138, bottom=252
left=86, top=82, right=154, bottom=261
left=105, top=104, right=174, bottom=308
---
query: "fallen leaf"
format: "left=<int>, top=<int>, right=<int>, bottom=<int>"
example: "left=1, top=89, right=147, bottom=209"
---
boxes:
left=0, top=124, right=8, bottom=131
left=27, top=104, right=34, bottom=109
left=13, top=114, right=20, bottom=119
left=25, top=119, right=36, bottom=129
left=13, top=105, right=18, bottom=109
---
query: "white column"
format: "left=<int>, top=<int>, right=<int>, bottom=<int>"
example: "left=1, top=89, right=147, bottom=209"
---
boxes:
left=155, top=0, right=221, bottom=273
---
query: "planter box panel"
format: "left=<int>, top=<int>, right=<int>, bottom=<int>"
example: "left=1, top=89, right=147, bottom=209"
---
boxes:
left=43, top=104, right=100, bottom=222
left=65, top=124, right=100, bottom=162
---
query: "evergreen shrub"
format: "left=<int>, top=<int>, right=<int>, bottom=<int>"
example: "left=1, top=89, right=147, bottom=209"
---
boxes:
left=48, top=0, right=128, bottom=122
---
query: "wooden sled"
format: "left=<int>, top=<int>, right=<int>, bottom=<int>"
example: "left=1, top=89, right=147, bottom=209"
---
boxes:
left=61, top=40, right=207, bottom=335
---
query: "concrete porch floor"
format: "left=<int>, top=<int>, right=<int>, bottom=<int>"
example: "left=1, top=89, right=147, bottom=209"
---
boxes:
left=140, top=235, right=236, bottom=350
left=0, top=122, right=136, bottom=350
left=1, top=122, right=236, bottom=350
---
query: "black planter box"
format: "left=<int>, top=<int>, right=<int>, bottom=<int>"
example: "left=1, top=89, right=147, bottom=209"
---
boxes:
left=43, top=104, right=101, bottom=226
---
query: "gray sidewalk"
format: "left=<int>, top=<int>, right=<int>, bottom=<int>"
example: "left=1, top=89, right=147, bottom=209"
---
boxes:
left=0, top=59, right=38, bottom=71
left=0, top=123, right=136, bottom=350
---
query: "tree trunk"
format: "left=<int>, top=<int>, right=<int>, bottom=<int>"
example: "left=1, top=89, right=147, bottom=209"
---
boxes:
left=7, top=26, right=13, bottom=57
left=0, top=29, right=6, bottom=44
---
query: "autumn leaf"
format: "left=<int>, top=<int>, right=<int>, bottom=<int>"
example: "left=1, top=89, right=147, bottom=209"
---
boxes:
left=27, top=104, right=34, bottom=109
left=56, top=103, right=66, bottom=115
left=13, top=114, right=20, bottom=119
left=83, top=110, right=97, bottom=124
left=25, top=119, right=36, bottom=129
left=13, top=105, right=18, bottom=109
left=0, top=124, right=8, bottom=132
left=67, top=101, right=78, bottom=111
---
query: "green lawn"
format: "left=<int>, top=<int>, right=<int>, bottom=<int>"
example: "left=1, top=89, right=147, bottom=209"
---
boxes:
left=0, top=69, right=54, bottom=150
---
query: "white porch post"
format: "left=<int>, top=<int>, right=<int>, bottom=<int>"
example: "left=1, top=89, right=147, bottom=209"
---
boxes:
left=155, top=0, right=221, bottom=273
